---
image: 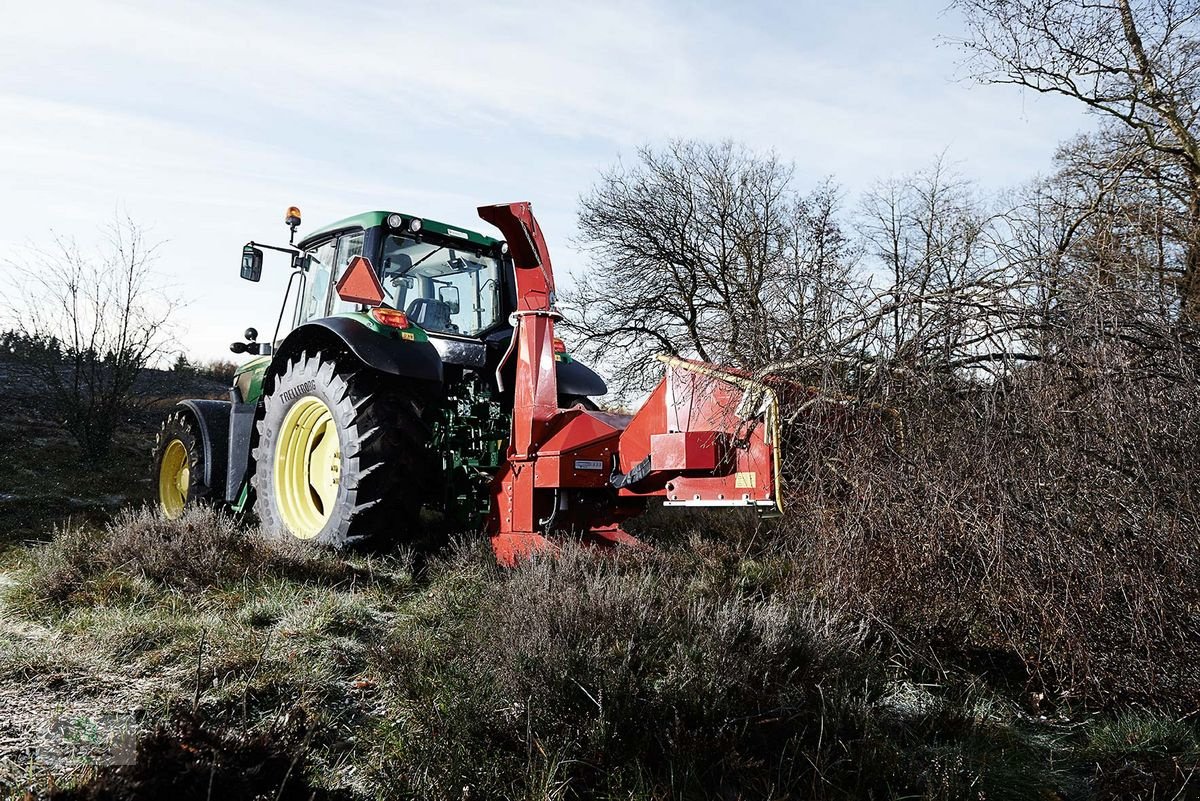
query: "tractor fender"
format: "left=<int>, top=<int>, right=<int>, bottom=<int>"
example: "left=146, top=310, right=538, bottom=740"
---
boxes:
left=274, top=317, right=444, bottom=384
left=556, top=359, right=608, bottom=397
left=174, top=399, right=231, bottom=491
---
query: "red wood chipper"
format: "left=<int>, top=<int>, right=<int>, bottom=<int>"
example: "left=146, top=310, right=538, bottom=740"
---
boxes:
left=478, top=202, right=782, bottom=564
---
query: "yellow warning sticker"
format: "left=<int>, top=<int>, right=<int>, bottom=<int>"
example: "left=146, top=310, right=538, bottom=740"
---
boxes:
left=735, top=472, right=756, bottom=488
left=401, top=332, right=415, bottom=341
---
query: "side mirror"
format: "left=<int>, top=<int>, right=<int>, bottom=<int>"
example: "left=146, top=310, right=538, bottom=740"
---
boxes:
left=241, top=244, right=264, bottom=282
left=439, top=285, right=461, bottom=315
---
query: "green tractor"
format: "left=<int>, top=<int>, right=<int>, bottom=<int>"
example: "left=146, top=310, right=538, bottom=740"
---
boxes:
left=153, top=207, right=606, bottom=547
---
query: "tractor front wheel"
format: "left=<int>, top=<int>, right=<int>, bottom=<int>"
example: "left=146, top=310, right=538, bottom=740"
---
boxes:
left=153, top=412, right=210, bottom=519
left=253, top=351, right=428, bottom=548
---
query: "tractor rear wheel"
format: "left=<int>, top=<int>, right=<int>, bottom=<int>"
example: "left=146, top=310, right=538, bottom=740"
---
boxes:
left=252, top=351, right=429, bottom=548
left=153, top=412, right=211, bottom=519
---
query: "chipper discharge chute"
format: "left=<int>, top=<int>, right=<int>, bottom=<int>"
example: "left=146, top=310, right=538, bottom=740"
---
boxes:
left=152, top=200, right=782, bottom=565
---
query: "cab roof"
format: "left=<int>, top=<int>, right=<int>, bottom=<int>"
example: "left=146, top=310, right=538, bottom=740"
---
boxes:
left=298, top=211, right=501, bottom=250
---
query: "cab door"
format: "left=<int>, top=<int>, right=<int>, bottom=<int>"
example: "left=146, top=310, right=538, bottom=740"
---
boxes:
left=296, top=238, right=338, bottom=327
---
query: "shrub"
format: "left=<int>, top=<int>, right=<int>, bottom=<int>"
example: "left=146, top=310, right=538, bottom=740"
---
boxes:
left=369, top=545, right=1066, bottom=800
left=192, top=359, right=239, bottom=385
left=772, top=338, right=1200, bottom=712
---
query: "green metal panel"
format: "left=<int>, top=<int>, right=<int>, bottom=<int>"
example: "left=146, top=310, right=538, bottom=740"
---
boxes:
left=298, top=212, right=385, bottom=245
left=232, top=311, right=433, bottom=406
left=299, top=211, right=500, bottom=250
left=234, top=356, right=271, bottom=404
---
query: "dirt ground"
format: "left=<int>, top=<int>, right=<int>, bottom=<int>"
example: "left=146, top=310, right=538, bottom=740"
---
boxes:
left=0, top=363, right=225, bottom=792
left=0, top=570, right=161, bottom=789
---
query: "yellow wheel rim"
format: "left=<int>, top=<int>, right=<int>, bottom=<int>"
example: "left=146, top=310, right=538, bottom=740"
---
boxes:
left=158, top=439, right=189, bottom=519
left=273, top=395, right=341, bottom=539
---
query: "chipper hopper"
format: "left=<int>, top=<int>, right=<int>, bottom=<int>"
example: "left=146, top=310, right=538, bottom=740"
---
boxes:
left=152, top=201, right=782, bottom=564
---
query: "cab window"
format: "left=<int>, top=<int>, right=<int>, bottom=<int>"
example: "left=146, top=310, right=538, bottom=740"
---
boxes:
left=380, top=235, right=502, bottom=336
left=330, top=232, right=366, bottom=315
left=299, top=239, right=337, bottom=324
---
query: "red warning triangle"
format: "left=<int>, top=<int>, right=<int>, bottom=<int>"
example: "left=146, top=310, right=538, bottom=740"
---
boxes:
left=334, top=255, right=385, bottom=307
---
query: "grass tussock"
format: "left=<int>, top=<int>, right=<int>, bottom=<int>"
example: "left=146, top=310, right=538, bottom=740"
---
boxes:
left=11, top=505, right=360, bottom=612
left=1078, top=713, right=1200, bottom=800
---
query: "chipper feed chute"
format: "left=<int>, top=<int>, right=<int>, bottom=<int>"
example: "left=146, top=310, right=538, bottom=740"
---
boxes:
left=477, top=201, right=783, bottom=565
left=614, top=355, right=783, bottom=514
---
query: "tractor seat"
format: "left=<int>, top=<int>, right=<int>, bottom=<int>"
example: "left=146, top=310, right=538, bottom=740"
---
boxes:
left=406, top=297, right=458, bottom=333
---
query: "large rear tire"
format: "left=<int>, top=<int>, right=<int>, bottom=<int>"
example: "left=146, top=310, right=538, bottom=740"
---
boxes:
left=253, top=350, right=431, bottom=548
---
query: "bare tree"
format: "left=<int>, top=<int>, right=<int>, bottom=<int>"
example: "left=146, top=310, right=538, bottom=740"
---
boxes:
left=1052, top=132, right=1188, bottom=298
left=858, top=157, right=1019, bottom=371
left=954, top=0, right=1200, bottom=316
left=563, top=140, right=860, bottom=397
left=569, top=144, right=1051, bottom=400
left=2, top=217, right=176, bottom=456
left=563, top=137, right=1200, bottom=706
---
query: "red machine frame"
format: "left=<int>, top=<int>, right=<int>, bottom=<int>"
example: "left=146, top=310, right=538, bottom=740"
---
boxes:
left=476, top=202, right=783, bottom=565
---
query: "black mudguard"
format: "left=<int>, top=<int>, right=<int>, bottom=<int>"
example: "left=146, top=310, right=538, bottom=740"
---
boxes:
left=279, top=317, right=444, bottom=383
left=226, top=317, right=442, bottom=505
left=226, top=392, right=257, bottom=502
left=556, top=358, right=607, bottom=397
left=175, top=399, right=231, bottom=491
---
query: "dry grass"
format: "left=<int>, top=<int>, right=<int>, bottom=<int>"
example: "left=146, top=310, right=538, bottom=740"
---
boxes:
left=2, top=509, right=1197, bottom=799
left=375, top=546, right=886, bottom=798
left=11, top=506, right=361, bottom=613
left=360, top=545, right=1198, bottom=800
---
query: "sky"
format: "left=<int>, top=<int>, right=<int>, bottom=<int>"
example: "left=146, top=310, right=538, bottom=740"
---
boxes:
left=0, top=0, right=1090, bottom=362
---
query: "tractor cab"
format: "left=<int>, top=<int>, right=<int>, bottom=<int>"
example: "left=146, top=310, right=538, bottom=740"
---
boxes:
left=378, top=227, right=504, bottom=336
left=211, top=206, right=604, bottom=541
left=234, top=208, right=602, bottom=388
left=290, top=211, right=512, bottom=340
